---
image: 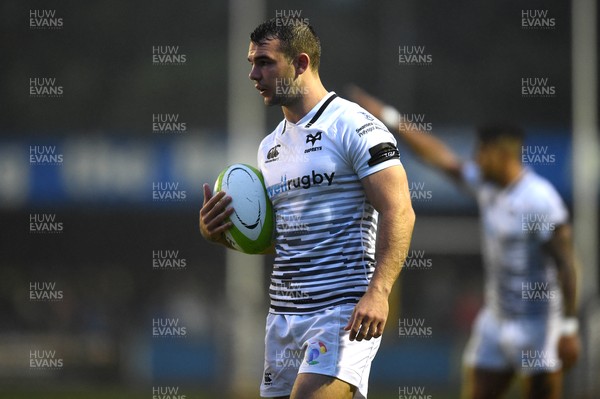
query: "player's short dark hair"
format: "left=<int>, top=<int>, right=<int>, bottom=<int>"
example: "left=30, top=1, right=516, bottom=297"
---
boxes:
left=250, top=18, right=321, bottom=71
left=477, top=124, right=525, bottom=145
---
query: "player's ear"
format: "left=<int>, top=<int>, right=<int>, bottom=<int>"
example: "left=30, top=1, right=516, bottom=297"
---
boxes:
left=294, top=53, right=310, bottom=76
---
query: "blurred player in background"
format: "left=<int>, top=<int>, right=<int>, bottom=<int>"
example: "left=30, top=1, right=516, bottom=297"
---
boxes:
left=199, top=20, right=415, bottom=399
left=348, top=86, right=580, bottom=399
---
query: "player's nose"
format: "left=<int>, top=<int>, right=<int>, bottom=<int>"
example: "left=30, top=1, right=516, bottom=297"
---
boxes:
left=249, top=65, right=260, bottom=81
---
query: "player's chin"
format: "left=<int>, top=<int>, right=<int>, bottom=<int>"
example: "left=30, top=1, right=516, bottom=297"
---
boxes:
left=263, top=94, right=280, bottom=106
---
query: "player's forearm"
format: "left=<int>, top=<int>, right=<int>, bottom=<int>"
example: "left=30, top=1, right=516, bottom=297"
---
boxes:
left=547, top=224, right=579, bottom=317
left=380, top=108, right=462, bottom=177
left=369, top=204, right=415, bottom=297
left=558, top=258, right=578, bottom=317
left=560, top=266, right=577, bottom=317
left=401, top=129, right=461, bottom=172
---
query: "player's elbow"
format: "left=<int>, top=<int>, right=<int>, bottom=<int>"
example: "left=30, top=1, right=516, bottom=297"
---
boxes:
left=403, top=203, right=416, bottom=230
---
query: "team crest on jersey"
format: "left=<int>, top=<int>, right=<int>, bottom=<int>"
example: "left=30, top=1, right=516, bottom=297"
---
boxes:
left=266, top=144, right=281, bottom=163
left=305, top=132, right=323, bottom=154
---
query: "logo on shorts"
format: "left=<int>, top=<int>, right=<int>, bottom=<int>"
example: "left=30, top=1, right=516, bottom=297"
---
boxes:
left=263, top=371, right=273, bottom=386
left=305, top=341, right=327, bottom=365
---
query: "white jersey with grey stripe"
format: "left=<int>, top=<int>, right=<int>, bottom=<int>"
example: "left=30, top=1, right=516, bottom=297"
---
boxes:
left=258, top=92, right=402, bottom=314
left=461, top=162, right=568, bottom=319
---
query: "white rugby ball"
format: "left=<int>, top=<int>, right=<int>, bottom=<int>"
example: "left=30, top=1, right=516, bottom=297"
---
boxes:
left=214, top=164, right=274, bottom=254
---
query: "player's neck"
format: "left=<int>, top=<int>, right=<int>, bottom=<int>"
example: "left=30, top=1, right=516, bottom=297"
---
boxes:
left=282, top=81, right=328, bottom=124
left=501, top=161, right=524, bottom=187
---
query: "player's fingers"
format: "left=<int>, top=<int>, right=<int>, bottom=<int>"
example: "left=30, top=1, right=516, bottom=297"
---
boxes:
left=202, top=183, right=213, bottom=206
left=370, top=320, right=384, bottom=339
left=354, top=322, right=371, bottom=342
left=353, top=314, right=373, bottom=342
left=201, top=192, right=231, bottom=219
left=205, top=206, right=234, bottom=231
left=201, top=190, right=226, bottom=213
left=344, top=311, right=362, bottom=341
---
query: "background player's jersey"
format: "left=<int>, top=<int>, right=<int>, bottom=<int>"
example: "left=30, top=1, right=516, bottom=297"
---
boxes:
left=258, top=92, right=402, bottom=314
left=462, top=162, right=568, bottom=319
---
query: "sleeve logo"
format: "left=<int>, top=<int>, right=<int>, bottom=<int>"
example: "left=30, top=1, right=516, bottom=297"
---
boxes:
left=367, top=142, right=400, bottom=167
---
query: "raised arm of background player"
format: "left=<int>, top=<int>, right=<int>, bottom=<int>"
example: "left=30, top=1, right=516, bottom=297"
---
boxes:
left=347, top=85, right=463, bottom=181
left=347, top=84, right=581, bottom=369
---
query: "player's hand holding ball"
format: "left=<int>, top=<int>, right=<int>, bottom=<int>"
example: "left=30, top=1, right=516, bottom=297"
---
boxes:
left=200, top=164, right=274, bottom=254
left=199, top=184, right=234, bottom=244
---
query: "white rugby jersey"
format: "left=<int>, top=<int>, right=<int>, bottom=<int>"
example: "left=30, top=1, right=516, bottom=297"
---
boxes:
left=462, top=162, right=568, bottom=318
left=258, top=92, right=402, bottom=314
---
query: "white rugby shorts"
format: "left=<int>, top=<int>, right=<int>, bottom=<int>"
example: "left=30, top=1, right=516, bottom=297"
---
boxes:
left=463, top=307, right=562, bottom=374
left=260, top=304, right=381, bottom=398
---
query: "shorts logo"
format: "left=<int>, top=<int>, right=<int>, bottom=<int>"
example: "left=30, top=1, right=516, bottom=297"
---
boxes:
left=263, top=371, right=273, bottom=386
left=305, top=341, right=327, bottom=365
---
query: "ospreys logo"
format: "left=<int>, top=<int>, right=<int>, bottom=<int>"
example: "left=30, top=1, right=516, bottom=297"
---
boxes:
left=305, top=132, right=323, bottom=153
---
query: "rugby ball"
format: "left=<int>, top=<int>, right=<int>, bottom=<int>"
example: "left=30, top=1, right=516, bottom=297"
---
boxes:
left=214, top=164, right=274, bottom=254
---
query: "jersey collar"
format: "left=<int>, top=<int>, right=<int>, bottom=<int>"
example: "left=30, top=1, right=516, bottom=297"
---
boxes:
left=283, top=92, right=337, bottom=133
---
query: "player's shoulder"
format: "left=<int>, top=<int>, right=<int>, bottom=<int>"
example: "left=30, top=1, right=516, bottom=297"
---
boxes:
left=331, top=96, right=384, bottom=126
left=518, top=169, right=566, bottom=209
left=259, top=119, right=285, bottom=149
left=319, top=96, right=391, bottom=143
left=521, top=169, right=561, bottom=197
